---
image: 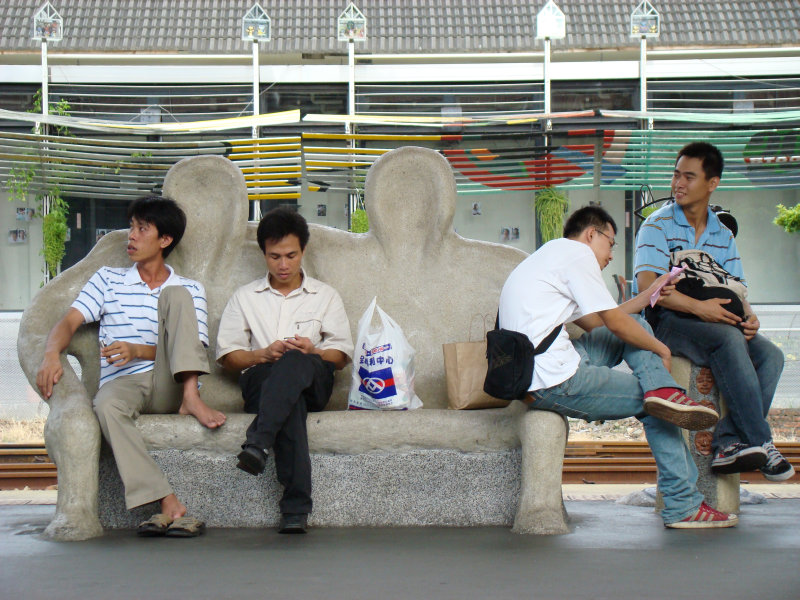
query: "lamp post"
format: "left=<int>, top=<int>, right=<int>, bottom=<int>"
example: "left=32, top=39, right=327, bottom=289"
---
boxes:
left=337, top=3, right=367, bottom=136
left=242, top=4, right=271, bottom=140
left=32, top=2, right=63, bottom=134
left=337, top=3, right=366, bottom=228
left=32, top=2, right=63, bottom=283
left=630, top=1, right=660, bottom=130
left=536, top=0, right=566, bottom=132
left=628, top=1, right=661, bottom=279
left=535, top=0, right=565, bottom=199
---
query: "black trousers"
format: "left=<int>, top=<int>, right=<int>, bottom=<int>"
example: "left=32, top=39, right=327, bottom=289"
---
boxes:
left=239, top=350, right=335, bottom=515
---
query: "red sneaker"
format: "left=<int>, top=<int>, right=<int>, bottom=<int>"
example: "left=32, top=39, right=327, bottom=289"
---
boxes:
left=665, top=502, right=738, bottom=529
left=643, top=387, right=719, bottom=431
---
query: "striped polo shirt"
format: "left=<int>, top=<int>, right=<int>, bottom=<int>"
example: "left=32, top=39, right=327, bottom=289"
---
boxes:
left=633, top=202, right=744, bottom=294
left=71, top=264, right=208, bottom=387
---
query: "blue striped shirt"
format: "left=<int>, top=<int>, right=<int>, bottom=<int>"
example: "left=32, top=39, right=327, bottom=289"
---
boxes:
left=71, top=265, right=208, bottom=387
left=633, top=202, right=744, bottom=293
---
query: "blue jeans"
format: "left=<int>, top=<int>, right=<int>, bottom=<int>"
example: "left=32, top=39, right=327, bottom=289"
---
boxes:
left=528, top=316, right=703, bottom=524
left=654, top=310, right=784, bottom=452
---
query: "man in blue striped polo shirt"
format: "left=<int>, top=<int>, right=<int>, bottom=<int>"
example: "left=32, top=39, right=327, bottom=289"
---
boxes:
left=634, top=142, right=792, bottom=483
left=36, top=196, right=225, bottom=537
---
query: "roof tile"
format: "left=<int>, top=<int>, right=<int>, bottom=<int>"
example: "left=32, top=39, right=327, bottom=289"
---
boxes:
left=1, top=0, right=798, bottom=55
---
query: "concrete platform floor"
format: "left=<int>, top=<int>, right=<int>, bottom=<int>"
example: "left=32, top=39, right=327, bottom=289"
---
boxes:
left=2, top=495, right=799, bottom=600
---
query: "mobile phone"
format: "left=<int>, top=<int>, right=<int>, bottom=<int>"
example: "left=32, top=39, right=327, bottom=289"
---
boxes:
left=665, top=265, right=686, bottom=282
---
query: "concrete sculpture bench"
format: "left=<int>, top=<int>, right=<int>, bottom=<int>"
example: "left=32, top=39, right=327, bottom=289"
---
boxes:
left=671, top=358, right=739, bottom=514
left=19, top=147, right=570, bottom=541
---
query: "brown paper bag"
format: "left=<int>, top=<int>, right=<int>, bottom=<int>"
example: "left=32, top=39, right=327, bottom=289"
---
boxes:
left=443, top=314, right=510, bottom=410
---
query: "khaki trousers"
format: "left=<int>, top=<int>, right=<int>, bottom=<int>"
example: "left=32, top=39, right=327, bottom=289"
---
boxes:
left=93, top=286, right=210, bottom=509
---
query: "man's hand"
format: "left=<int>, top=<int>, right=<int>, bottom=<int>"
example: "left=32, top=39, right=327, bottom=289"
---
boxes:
left=695, top=298, right=742, bottom=325
left=647, top=271, right=678, bottom=302
left=655, top=341, right=672, bottom=373
left=621, top=271, right=676, bottom=314
left=253, top=339, right=289, bottom=364
left=36, top=353, right=64, bottom=399
left=644, top=271, right=674, bottom=297
left=101, top=341, right=144, bottom=367
left=283, top=335, right=316, bottom=355
left=740, top=313, right=760, bottom=341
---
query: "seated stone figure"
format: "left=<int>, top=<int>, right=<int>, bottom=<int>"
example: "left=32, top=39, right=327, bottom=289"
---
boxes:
left=20, top=147, right=569, bottom=541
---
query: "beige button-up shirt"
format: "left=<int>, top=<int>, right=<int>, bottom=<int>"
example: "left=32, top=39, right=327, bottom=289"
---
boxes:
left=215, top=271, right=353, bottom=366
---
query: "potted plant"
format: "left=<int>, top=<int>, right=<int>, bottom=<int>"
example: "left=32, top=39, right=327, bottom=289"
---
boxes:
left=350, top=207, right=369, bottom=233
left=6, top=90, right=72, bottom=280
left=535, top=186, right=569, bottom=246
left=774, top=203, right=800, bottom=234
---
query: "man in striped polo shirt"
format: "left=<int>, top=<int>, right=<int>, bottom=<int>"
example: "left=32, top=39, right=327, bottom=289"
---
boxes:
left=634, top=142, right=792, bottom=483
left=36, top=195, right=225, bottom=537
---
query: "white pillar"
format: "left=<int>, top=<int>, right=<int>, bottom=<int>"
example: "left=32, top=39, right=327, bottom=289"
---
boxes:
left=543, top=37, right=552, bottom=132
left=543, top=38, right=551, bottom=114
left=346, top=41, right=355, bottom=135
left=639, top=36, right=652, bottom=129
left=252, top=40, right=260, bottom=139
left=40, top=39, right=48, bottom=133
left=346, top=40, right=357, bottom=224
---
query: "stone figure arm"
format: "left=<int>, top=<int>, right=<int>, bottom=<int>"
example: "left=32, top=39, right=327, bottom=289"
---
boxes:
left=17, top=233, right=128, bottom=541
left=36, top=308, right=86, bottom=399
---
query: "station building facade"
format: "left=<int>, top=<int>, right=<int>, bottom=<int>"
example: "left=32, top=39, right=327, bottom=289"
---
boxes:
left=1, top=0, right=799, bottom=308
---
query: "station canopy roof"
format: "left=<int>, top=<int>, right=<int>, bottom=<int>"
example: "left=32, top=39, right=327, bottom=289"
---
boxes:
left=1, top=0, right=799, bottom=56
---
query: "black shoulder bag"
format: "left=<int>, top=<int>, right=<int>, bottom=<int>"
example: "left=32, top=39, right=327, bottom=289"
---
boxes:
left=483, top=314, right=562, bottom=400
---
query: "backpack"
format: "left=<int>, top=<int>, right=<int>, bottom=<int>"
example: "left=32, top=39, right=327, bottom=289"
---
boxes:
left=483, top=313, right=562, bottom=401
left=670, top=249, right=748, bottom=319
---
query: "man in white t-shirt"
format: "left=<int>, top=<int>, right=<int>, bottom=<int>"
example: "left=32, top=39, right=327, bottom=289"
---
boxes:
left=217, top=208, right=353, bottom=535
left=500, top=205, right=735, bottom=529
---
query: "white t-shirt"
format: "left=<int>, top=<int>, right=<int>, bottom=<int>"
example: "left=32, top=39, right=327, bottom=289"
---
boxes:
left=498, top=238, right=617, bottom=391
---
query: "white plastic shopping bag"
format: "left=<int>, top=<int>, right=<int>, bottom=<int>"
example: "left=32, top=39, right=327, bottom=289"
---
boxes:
left=348, top=297, right=422, bottom=410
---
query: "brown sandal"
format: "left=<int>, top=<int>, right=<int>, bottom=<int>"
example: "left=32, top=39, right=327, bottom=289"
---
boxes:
left=136, top=513, right=173, bottom=537
left=165, top=516, right=206, bottom=538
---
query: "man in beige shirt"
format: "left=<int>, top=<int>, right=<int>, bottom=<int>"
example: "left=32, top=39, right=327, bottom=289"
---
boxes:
left=216, top=207, right=353, bottom=534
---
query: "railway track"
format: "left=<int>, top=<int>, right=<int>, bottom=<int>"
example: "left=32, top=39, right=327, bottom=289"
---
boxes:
left=563, top=440, right=800, bottom=484
left=0, top=444, right=56, bottom=490
left=1, top=442, right=799, bottom=490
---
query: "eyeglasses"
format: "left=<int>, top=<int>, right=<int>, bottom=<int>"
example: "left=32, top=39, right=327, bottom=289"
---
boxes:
left=594, top=228, right=617, bottom=249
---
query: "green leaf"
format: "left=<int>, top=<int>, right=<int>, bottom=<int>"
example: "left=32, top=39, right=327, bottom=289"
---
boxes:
left=535, top=187, right=570, bottom=243
left=350, top=208, right=369, bottom=233
left=774, top=203, right=800, bottom=234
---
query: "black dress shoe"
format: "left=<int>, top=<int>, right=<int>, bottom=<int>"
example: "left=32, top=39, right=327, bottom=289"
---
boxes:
left=278, top=513, right=308, bottom=534
left=236, top=445, right=267, bottom=476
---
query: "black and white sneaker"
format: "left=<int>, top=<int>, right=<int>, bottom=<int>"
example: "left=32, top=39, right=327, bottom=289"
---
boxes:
left=760, top=441, right=795, bottom=482
left=711, top=442, right=767, bottom=474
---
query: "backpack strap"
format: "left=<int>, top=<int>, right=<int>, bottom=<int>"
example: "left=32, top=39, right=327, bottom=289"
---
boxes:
left=494, top=311, right=562, bottom=355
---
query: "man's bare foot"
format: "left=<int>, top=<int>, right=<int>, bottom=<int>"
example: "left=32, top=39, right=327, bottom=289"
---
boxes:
left=179, top=391, right=226, bottom=429
left=161, top=494, right=187, bottom=520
